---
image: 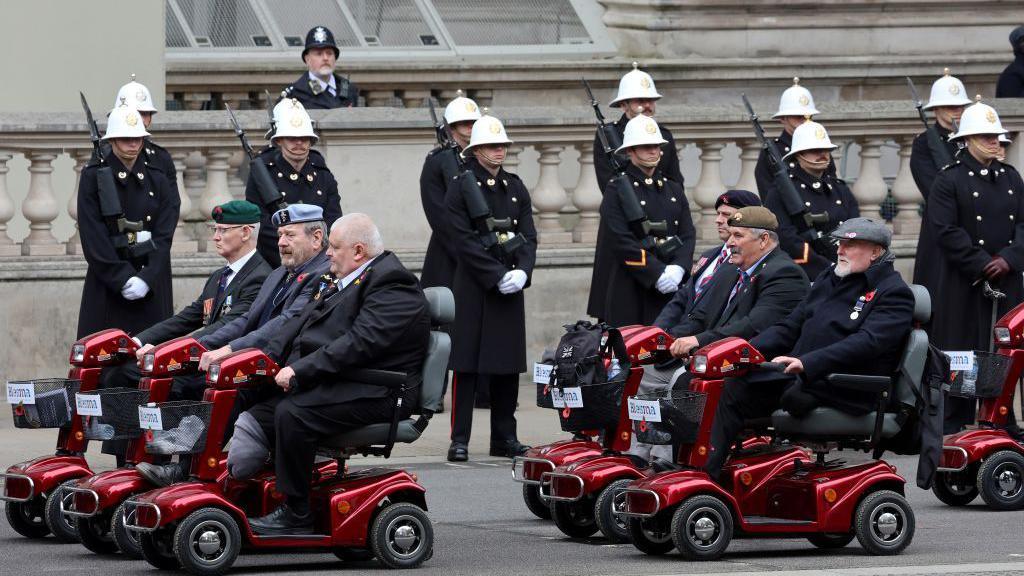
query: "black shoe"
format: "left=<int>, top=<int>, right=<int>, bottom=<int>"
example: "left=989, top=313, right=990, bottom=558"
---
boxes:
left=136, top=462, right=185, bottom=487
left=249, top=504, right=313, bottom=535
left=489, top=440, right=530, bottom=458
left=447, top=442, right=468, bottom=462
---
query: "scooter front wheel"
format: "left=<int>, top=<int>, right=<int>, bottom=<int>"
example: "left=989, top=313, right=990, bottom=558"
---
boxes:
left=522, top=484, right=552, bottom=520
left=976, top=450, right=1024, bottom=510
left=670, top=495, right=733, bottom=560
left=931, top=470, right=978, bottom=507
left=44, top=479, right=80, bottom=543
left=551, top=499, right=598, bottom=538
left=370, top=502, right=434, bottom=569
left=112, top=500, right=143, bottom=559
left=854, top=490, right=915, bottom=555
left=4, top=497, right=50, bottom=538
left=173, top=507, right=242, bottom=576
left=594, top=478, right=633, bottom=543
left=77, top=513, right=119, bottom=554
left=140, top=527, right=182, bottom=570
left=807, top=532, right=855, bottom=549
left=627, top=515, right=675, bottom=555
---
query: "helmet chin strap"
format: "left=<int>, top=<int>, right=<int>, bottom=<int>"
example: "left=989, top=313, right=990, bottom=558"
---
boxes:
left=476, top=148, right=504, bottom=169
left=966, top=137, right=1002, bottom=163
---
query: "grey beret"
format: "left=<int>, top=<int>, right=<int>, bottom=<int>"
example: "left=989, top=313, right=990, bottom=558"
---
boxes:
left=829, top=217, right=891, bottom=248
left=271, top=204, right=324, bottom=227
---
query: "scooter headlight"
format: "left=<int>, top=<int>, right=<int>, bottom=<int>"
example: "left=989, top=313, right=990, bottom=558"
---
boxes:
left=142, top=353, right=155, bottom=374
left=71, top=344, right=85, bottom=364
left=692, top=355, right=708, bottom=374
left=994, top=327, right=1012, bottom=344
left=207, top=363, right=220, bottom=384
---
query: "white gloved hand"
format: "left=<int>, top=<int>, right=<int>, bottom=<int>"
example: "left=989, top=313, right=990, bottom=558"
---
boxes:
left=655, top=265, right=684, bottom=294
left=135, top=230, right=152, bottom=244
left=121, top=276, right=151, bottom=301
left=498, top=269, right=528, bottom=294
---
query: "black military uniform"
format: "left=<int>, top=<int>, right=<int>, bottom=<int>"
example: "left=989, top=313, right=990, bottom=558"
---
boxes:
left=592, top=113, right=685, bottom=193
left=77, top=155, right=179, bottom=338
left=245, top=147, right=341, bottom=268
left=282, top=26, right=359, bottom=109
left=98, top=138, right=177, bottom=197
left=445, top=158, right=537, bottom=455
left=587, top=164, right=696, bottom=326
left=419, top=146, right=460, bottom=289
left=910, top=122, right=960, bottom=306
left=765, top=164, right=859, bottom=279
left=754, top=130, right=836, bottom=203
left=927, top=154, right=1024, bottom=432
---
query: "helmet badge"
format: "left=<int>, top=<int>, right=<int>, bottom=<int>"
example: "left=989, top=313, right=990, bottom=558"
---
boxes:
left=985, top=109, right=997, bottom=124
left=125, top=112, right=139, bottom=127
left=639, top=76, right=651, bottom=90
left=814, top=125, right=826, bottom=140
left=949, top=83, right=960, bottom=95
left=489, top=120, right=501, bottom=135
left=798, top=94, right=810, bottom=106
left=313, top=27, right=327, bottom=43
left=644, top=120, right=657, bottom=134
left=289, top=114, right=303, bottom=128
left=136, top=89, right=147, bottom=102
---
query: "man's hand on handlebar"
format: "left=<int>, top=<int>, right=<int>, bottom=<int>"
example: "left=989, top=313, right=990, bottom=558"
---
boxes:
left=670, top=336, right=700, bottom=359
left=772, top=356, right=804, bottom=374
left=135, top=343, right=155, bottom=363
left=199, top=346, right=233, bottom=372
left=274, top=366, right=295, bottom=391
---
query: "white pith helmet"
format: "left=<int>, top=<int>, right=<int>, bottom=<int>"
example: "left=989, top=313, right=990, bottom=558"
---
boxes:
left=444, top=90, right=482, bottom=125
left=783, top=120, right=838, bottom=160
left=465, top=113, right=513, bottom=152
left=615, top=114, right=668, bottom=153
left=103, top=104, right=151, bottom=140
left=773, top=77, right=820, bottom=119
left=113, top=74, right=157, bottom=113
left=609, top=62, right=662, bottom=107
left=949, top=96, right=1008, bottom=140
left=923, top=68, right=972, bottom=110
left=272, top=100, right=319, bottom=143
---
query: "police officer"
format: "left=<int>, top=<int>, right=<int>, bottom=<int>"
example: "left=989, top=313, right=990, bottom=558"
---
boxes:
left=766, top=120, right=859, bottom=279
left=246, top=100, right=341, bottom=267
left=754, top=77, right=836, bottom=203
left=77, top=104, right=179, bottom=338
left=445, top=114, right=538, bottom=462
left=109, top=76, right=179, bottom=198
left=587, top=114, right=696, bottom=326
left=927, top=98, right=1024, bottom=433
left=592, top=63, right=685, bottom=192
left=911, top=70, right=971, bottom=307
left=281, top=26, right=359, bottom=109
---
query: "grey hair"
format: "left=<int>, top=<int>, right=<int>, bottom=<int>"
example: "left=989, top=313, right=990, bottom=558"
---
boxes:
left=331, top=213, right=384, bottom=257
left=302, top=220, right=327, bottom=249
left=746, top=228, right=779, bottom=244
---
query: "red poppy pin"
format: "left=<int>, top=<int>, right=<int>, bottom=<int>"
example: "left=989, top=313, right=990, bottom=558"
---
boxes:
left=864, top=290, right=876, bottom=302
left=296, top=273, right=308, bottom=283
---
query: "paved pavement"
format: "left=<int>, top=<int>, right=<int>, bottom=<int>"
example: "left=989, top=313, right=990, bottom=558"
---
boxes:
left=2, top=387, right=1023, bottom=575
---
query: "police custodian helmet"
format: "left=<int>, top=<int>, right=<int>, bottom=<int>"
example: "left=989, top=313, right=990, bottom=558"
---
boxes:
left=303, top=26, right=339, bottom=61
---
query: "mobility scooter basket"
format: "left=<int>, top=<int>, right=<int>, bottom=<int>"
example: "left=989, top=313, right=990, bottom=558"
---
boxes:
left=140, top=400, right=213, bottom=455
left=630, top=389, right=707, bottom=445
left=78, top=387, right=150, bottom=440
left=8, top=378, right=81, bottom=429
left=557, top=376, right=626, bottom=432
left=947, top=351, right=1012, bottom=399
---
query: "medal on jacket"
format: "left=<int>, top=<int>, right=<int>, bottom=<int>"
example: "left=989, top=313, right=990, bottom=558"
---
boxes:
left=221, top=295, right=232, bottom=316
left=850, top=289, right=876, bottom=320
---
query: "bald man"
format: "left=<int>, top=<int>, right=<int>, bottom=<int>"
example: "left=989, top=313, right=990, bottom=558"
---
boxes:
left=245, top=213, right=431, bottom=534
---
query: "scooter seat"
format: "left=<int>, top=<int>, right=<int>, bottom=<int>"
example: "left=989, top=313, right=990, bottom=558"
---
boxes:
left=319, top=419, right=422, bottom=449
left=771, top=407, right=900, bottom=439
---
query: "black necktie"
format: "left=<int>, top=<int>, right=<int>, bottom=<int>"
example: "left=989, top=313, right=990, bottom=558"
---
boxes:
left=215, top=267, right=232, bottom=300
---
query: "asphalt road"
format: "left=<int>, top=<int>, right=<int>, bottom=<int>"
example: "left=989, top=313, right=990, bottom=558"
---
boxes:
left=2, top=453, right=1022, bottom=576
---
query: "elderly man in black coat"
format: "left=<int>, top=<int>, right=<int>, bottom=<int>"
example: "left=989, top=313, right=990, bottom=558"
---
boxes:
left=703, top=218, right=915, bottom=479
left=244, top=213, right=430, bottom=534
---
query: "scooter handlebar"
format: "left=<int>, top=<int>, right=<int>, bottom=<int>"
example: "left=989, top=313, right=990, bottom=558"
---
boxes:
left=751, top=362, right=787, bottom=372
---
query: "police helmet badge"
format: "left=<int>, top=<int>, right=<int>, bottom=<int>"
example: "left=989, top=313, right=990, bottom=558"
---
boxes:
left=313, top=27, right=328, bottom=43
left=814, top=125, right=826, bottom=140
left=644, top=120, right=657, bottom=134
left=799, top=94, right=810, bottom=106
left=126, top=112, right=139, bottom=127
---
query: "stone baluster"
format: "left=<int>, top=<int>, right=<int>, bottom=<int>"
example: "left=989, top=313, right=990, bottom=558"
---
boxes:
left=197, top=149, right=233, bottom=250
left=692, top=141, right=727, bottom=240
left=572, top=142, right=602, bottom=244
left=227, top=150, right=245, bottom=199
left=171, top=151, right=199, bottom=253
left=890, top=137, right=923, bottom=235
left=504, top=144, right=524, bottom=174
left=21, top=150, right=64, bottom=255
left=851, top=138, right=889, bottom=222
left=364, top=90, right=396, bottom=107
left=400, top=89, right=430, bottom=108
left=66, top=149, right=93, bottom=255
left=734, top=140, right=761, bottom=194
left=0, top=151, right=18, bottom=256
left=531, top=144, right=573, bottom=244
left=183, top=151, right=206, bottom=220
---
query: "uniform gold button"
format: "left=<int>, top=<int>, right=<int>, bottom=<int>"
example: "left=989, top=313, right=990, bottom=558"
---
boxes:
left=979, top=239, right=985, bottom=245
left=671, top=197, right=677, bottom=202
left=149, top=191, right=154, bottom=197
left=804, top=201, right=811, bottom=207
left=640, top=200, right=646, bottom=206
left=511, top=197, right=518, bottom=202
left=800, top=183, right=806, bottom=189
left=835, top=199, right=842, bottom=205
left=289, top=174, right=298, bottom=181
left=282, top=192, right=287, bottom=197
left=146, top=215, right=152, bottom=222
left=277, top=172, right=283, bottom=178
left=316, top=190, right=322, bottom=196
left=674, top=220, right=679, bottom=225
left=968, top=171, right=975, bottom=177
left=503, top=179, right=508, bottom=186
left=644, top=178, right=653, bottom=185
left=118, top=171, right=127, bottom=179
left=973, top=192, right=980, bottom=198
left=513, top=219, right=518, bottom=225
left=977, top=215, right=983, bottom=221
left=633, top=181, right=639, bottom=187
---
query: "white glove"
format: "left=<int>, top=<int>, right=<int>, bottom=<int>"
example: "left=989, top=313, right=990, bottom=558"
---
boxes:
left=135, top=230, right=152, bottom=244
left=655, top=265, right=684, bottom=294
left=498, top=269, right=528, bottom=295
left=121, top=276, right=150, bottom=301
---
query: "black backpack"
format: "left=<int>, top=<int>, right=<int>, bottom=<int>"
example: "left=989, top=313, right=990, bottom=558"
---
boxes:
left=537, top=321, right=629, bottom=409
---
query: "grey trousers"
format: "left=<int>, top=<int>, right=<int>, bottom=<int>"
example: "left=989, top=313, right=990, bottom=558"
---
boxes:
left=626, top=363, right=688, bottom=461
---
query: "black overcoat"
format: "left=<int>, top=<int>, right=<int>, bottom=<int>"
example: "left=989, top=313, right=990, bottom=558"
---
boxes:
left=910, top=122, right=960, bottom=300
left=419, top=146, right=459, bottom=289
left=592, top=113, right=685, bottom=193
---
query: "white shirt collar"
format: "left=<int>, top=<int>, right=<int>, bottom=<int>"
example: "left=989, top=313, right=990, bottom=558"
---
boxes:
left=307, top=71, right=336, bottom=93
left=224, top=249, right=257, bottom=287
left=339, top=255, right=379, bottom=289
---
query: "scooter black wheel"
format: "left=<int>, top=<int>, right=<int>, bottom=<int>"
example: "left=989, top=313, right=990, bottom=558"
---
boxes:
left=551, top=499, right=598, bottom=538
left=670, top=495, right=733, bottom=560
left=522, top=484, right=552, bottom=520
left=43, top=479, right=80, bottom=543
left=112, top=500, right=143, bottom=559
left=334, top=547, right=375, bottom=562
left=140, top=528, right=181, bottom=570
left=370, top=502, right=434, bottom=569
left=4, top=497, right=50, bottom=538
left=77, top=513, right=119, bottom=554
left=594, top=479, right=632, bottom=543
left=976, top=450, right=1024, bottom=510
left=854, top=490, right=914, bottom=555
left=173, top=507, right=242, bottom=576
left=807, top=532, right=856, bottom=549
left=931, top=470, right=978, bottom=507
left=627, top=515, right=675, bottom=555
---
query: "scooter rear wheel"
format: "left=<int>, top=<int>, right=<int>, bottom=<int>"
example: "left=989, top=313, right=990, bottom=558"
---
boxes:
left=4, top=497, right=50, bottom=538
left=140, top=528, right=181, bottom=570
left=854, top=490, right=914, bottom=555
left=522, top=485, right=552, bottom=520
left=931, top=470, right=978, bottom=507
left=670, top=495, right=733, bottom=560
left=370, top=502, right=434, bottom=569
left=627, top=515, right=675, bottom=555
left=976, top=450, right=1024, bottom=510
left=551, top=499, right=598, bottom=538
left=44, top=479, right=80, bottom=543
left=807, top=532, right=855, bottom=549
left=173, top=507, right=242, bottom=576
left=112, top=500, right=143, bottom=559
left=77, top=513, right=119, bottom=554
left=594, top=479, right=632, bottom=543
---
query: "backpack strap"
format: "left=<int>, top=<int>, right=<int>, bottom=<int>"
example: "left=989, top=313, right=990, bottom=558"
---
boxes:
left=604, top=327, right=631, bottom=375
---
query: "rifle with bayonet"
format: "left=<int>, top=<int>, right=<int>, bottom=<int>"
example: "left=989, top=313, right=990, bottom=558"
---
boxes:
left=584, top=78, right=683, bottom=262
left=264, top=90, right=277, bottom=139
left=906, top=77, right=953, bottom=169
left=741, top=93, right=835, bottom=262
left=80, top=92, right=153, bottom=259
left=226, top=104, right=287, bottom=211
left=428, top=97, right=524, bottom=259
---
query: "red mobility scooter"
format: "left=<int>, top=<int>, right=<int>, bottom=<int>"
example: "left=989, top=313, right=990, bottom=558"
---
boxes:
left=934, top=300, right=1024, bottom=510
left=2, top=328, right=138, bottom=543
left=123, top=287, right=453, bottom=574
left=512, top=325, right=668, bottom=521
left=62, top=336, right=206, bottom=557
left=617, top=285, right=930, bottom=559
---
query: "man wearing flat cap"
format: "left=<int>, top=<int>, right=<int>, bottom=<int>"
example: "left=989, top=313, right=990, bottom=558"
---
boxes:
left=281, top=25, right=360, bottom=109
left=703, top=217, right=915, bottom=479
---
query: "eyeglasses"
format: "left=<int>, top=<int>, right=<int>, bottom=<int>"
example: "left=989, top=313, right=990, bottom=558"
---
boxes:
left=207, top=224, right=248, bottom=236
